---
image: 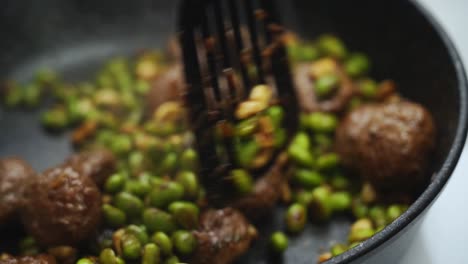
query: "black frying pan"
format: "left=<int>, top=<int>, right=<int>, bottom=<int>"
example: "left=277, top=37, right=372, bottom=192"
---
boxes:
left=0, top=0, right=466, bottom=263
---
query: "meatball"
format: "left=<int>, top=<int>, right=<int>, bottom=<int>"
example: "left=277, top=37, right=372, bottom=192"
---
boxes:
left=191, top=208, right=257, bottom=264
left=64, top=149, right=116, bottom=187
left=335, top=101, right=436, bottom=191
left=21, top=165, right=102, bottom=247
left=0, top=158, right=37, bottom=225
left=0, top=254, right=56, bottom=264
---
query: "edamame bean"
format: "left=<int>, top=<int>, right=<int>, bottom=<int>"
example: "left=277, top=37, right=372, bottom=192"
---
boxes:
left=99, top=248, right=119, bottom=264
left=168, top=201, right=199, bottom=230
left=151, top=232, right=173, bottom=256
left=345, top=53, right=370, bottom=77
left=172, top=230, right=197, bottom=255
left=147, top=182, right=184, bottom=209
left=114, top=192, right=144, bottom=217
left=305, top=112, right=338, bottom=133
left=316, top=153, right=340, bottom=171
left=329, top=192, right=352, bottom=211
left=309, top=186, right=333, bottom=222
left=270, top=232, right=288, bottom=253
left=102, top=204, right=127, bottom=228
left=293, top=169, right=323, bottom=189
left=315, top=74, right=339, bottom=98
left=317, top=35, right=347, bottom=59
left=180, top=148, right=199, bottom=171
left=142, top=208, right=177, bottom=234
left=142, top=243, right=161, bottom=264
left=230, top=169, right=254, bottom=195
left=175, top=171, right=199, bottom=200
left=121, top=233, right=142, bottom=260
left=285, top=203, right=307, bottom=233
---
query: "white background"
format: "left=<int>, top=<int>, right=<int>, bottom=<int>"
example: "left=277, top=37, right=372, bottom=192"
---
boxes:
left=400, top=1, right=468, bottom=263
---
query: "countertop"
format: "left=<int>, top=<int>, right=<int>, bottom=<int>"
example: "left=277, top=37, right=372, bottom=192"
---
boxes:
left=400, top=1, right=468, bottom=263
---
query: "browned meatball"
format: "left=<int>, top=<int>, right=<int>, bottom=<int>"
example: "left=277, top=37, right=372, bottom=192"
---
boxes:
left=0, top=254, right=56, bottom=264
left=0, top=158, right=37, bottom=225
left=335, top=101, right=436, bottom=191
left=64, top=149, right=116, bottom=187
left=21, top=165, right=102, bottom=247
left=191, top=208, right=257, bottom=264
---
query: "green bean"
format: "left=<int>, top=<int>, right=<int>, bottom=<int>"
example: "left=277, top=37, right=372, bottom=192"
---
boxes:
left=163, top=256, right=180, bottom=264
left=142, top=208, right=178, bottom=234
left=121, top=233, right=142, bottom=260
left=104, top=173, right=126, bottom=193
left=151, top=232, right=173, bottom=256
left=99, top=248, right=119, bottom=264
left=230, top=169, right=254, bottom=195
left=103, top=204, right=127, bottom=228
left=110, top=134, right=133, bottom=155
left=309, top=186, right=333, bottom=222
left=114, top=192, right=144, bottom=218
left=329, top=192, right=352, bottom=212
left=147, top=182, right=184, bottom=209
left=172, top=230, right=197, bottom=255
left=369, top=206, right=387, bottom=228
left=359, top=79, right=378, bottom=99
left=23, top=83, right=42, bottom=108
left=315, top=74, right=339, bottom=98
left=316, top=153, right=340, bottom=171
left=331, top=244, right=347, bottom=257
left=293, top=169, right=323, bottom=189
left=168, top=201, right=200, bottom=230
left=142, top=243, right=161, bottom=264
left=41, top=107, right=69, bottom=129
left=305, top=112, right=338, bottom=133
left=235, top=139, right=260, bottom=168
left=345, top=53, right=370, bottom=77
left=285, top=203, right=307, bottom=233
left=317, top=35, right=347, bottom=59
left=175, top=171, right=200, bottom=200
left=76, top=258, right=96, bottom=264
left=126, top=225, right=149, bottom=245
left=180, top=148, right=199, bottom=171
left=270, top=231, right=288, bottom=253
left=266, top=106, right=285, bottom=128
left=235, top=116, right=258, bottom=137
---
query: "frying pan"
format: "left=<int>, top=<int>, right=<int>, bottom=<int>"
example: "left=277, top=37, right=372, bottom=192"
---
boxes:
left=0, top=0, right=466, bottom=263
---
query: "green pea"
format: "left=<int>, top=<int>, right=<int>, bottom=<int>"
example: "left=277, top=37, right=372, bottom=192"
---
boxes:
left=305, top=112, right=338, bottom=133
left=147, top=181, right=184, bottom=209
left=121, top=233, right=142, bottom=260
left=369, top=206, right=387, bottom=228
left=126, top=225, right=149, bottom=245
left=317, top=35, right=347, bottom=59
left=293, top=169, right=323, bottom=189
left=175, top=171, right=200, bottom=200
left=164, top=256, right=180, bottom=264
left=99, top=248, right=119, bottom=264
left=235, top=116, right=258, bottom=137
left=309, top=186, right=333, bottom=222
left=266, top=106, right=285, bottom=128
left=114, top=192, right=144, bottom=218
left=23, top=83, right=42, bottom=108
left=287, top=145, right=315, bottom=168
left=352, top=199, right=369, bottom=219
left=103, top=204, right=127, bottom=228
left=135, top=79, right=151, bottom=95
left=270, top=231, right=288, bottom=253
left=41, top=107, right=69, bottom=129
left=180, top=148, right=199, bottom=171
left=359, top=79, right=378, bottom=99
left=168, top=201, right=200, bottom=230
left=329, top=192, right=352, bottom=211
left=285, top=203, right=307, bottom=233
left=142, top=243, right=161, bottom=264
left=151, top=232, right=173, bottom=256
left=294, top=190, right=314, bottom=206
left=230, top=169, right=254, bottom=195
left=105, top=173, right=126, bottom=194
left=315, top=74, right=339, bottom=98
left=316, top=153, right=340, bottom=171
left=345, top=53, right=370, bottom=77
left=159, top=152, right=178, bottom=174
left=172, top=230, right=197, bottom=255
left=329, top=173, right=350, bottom=191
left=76, top=258, right=96, bottom=264
left=273, top=128, right=287, bottom=148
left=110, top=134, right=133, bottom=155
left=331, top=244, right=347, bottom=257
left=124, top=180, right=150, bottom=198
left=236, top=139, right=259, bottom=168
left=142, top=208, right=178, bottom=234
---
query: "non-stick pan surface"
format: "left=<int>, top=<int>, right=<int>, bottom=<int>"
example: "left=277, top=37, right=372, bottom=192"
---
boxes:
left=0, top=0, right=466, bottom=263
